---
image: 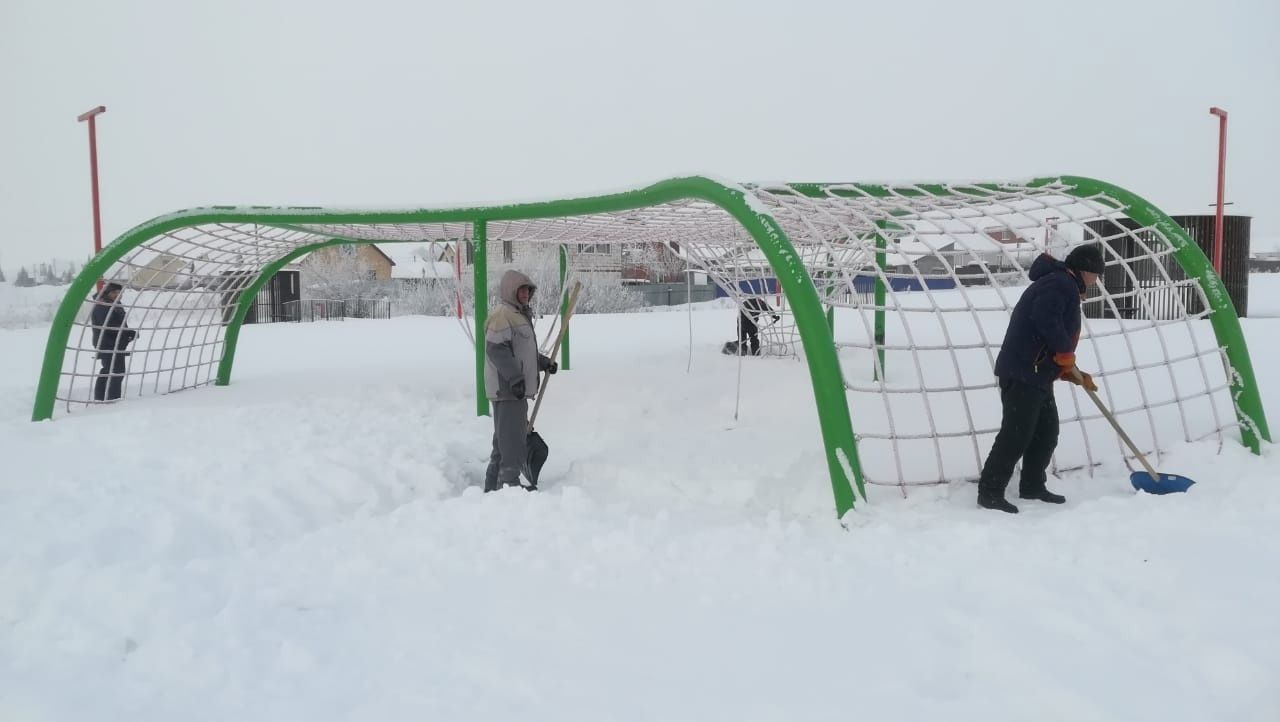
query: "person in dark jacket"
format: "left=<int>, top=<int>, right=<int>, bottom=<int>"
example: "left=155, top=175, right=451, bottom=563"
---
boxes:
left=736, top=296, right=780, bottom=356
left=977, top=245, right=1105, bottom=513
left=90, top=282, right=136, bottom=401
left=483, top=270, right=557, bottom=492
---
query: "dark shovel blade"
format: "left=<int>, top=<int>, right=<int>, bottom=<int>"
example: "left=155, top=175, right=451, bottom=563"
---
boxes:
left=1130, top=471, right=1195, bottom=495
left=524, top=430, right=549, bottom=489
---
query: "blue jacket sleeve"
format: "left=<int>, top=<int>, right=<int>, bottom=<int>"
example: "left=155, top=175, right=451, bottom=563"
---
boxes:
left=1030, top=281, right=1074, bottom=355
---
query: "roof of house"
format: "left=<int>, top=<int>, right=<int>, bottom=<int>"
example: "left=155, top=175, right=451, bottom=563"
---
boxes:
left=379, top=243, right=457, bottom=280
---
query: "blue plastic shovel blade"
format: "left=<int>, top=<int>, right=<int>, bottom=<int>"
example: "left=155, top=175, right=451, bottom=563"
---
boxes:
left=1130, top=471, right=1195, bottom=494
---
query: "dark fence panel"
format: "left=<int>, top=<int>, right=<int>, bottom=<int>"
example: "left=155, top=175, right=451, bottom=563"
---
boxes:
left=242, top=296, right=394, bottom=324
left=344, top=298, right=392, bottom=319
left=1084, top=215, right=1251, bottom=320
left=295, top=298, right=391, bottom=321
left=243, top=270, right=302, bottom=324
left=305, top=300, right=345, bottom=322
left=632, top=283, right=718, bottom=306
left=1170, top=215, right=1250, bottom=318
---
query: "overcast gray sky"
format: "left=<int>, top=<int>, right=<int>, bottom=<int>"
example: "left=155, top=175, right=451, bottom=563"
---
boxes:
left=1, top=0, right=1277, bottom=270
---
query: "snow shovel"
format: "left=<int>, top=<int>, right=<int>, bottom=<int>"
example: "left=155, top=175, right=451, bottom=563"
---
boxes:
left=523, top=281, right=582, bottom=489
left=1073, top=369, right=1195, bottom=494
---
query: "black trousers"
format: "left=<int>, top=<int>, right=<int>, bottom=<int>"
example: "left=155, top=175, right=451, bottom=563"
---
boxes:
left=94, top=353, right=128, bottom=401
left=977, top=377, right=1059, bottom=497
left=737, top=316, right=760, bottom=356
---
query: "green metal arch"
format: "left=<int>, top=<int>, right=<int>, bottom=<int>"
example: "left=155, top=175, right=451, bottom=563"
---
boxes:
left=32, top=176, right=866, bottom=516
left=39, top=174, right=1262, bottom=514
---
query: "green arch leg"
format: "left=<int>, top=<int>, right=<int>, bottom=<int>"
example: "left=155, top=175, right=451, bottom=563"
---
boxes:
left=683, top=179, right=865, bottom=514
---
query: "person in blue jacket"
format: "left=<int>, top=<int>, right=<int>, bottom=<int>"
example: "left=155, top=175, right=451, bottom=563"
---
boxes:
left=90, top=282, right=136, bottom=401
left=977, top=245, right=1105, bottom=513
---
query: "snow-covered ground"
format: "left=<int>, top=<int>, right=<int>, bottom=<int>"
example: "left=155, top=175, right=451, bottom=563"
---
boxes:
left=2, top=285, right=1280, bottom=721
left=1248, top=272, right=1280, bottom=316
left=0, top=282, right=68, bottom=330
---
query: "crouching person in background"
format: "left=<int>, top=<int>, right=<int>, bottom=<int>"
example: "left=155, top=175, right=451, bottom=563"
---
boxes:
left=91, top=282, right=136, bottom=402
left=484, top=270, right=557, bottom=492
left=737, top=296, right=779, bottom=356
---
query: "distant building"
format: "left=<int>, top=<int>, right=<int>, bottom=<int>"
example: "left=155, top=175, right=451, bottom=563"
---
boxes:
left=303, top=244, right=396, bottom=280
left=380, top=243, right=458, bottom=287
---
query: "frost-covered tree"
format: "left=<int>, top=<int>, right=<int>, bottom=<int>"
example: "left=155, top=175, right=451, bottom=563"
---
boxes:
left=621, top=241, right=688, bottom=283
left=385, top=240, right=660, bottom=318
left=492, top=245, right=644, bottom=316
left=300, top=245, right=383, bottom=300
left=390, top=243, right=645, bottom=318
left=14, top=267, right=36, bottom=287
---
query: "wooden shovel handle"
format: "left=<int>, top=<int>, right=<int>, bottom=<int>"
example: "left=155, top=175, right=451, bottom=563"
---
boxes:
left=528, top=281, right=582, bottom=430
left=1073, top=368, right=1160, bottom=479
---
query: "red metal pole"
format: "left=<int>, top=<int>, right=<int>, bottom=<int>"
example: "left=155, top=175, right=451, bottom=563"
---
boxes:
left=1209, top=106, right=1228, bottom=276
left=77, top=105, right=107, bottom=292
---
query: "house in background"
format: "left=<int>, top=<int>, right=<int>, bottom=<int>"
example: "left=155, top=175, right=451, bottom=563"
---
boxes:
left=1250, top=243, right=1280, bottom=272
left=380, top=243, right=457, bottom=287
left=432, top=238, right=626, bottom=284
left=302, top=244, right=396, bottom=280
left=620, top=241, right=689, bottom=284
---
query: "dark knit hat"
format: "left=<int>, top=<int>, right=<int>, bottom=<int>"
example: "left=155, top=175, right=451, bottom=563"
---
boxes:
left=1065, top=244, right=1105, bottom=274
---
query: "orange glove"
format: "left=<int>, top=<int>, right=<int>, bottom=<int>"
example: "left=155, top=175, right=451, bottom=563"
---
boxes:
left=1064, top=369, right=1098, bottom=392
left=1054, top=353, right=1098, bottom=391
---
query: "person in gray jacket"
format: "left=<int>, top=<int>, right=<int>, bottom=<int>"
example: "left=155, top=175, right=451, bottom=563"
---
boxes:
left=484, top=269, right=557, bottom=491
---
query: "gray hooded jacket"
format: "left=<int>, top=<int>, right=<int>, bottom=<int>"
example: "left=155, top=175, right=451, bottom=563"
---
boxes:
left=484, top=270, right=542, bottom=401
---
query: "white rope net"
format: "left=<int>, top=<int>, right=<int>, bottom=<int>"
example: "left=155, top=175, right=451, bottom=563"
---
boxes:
left=743, top=181, right=1231, bottom=490
left=62, top=223, right=321, bottom=411
left=59, top=181, right=1234, bottom=495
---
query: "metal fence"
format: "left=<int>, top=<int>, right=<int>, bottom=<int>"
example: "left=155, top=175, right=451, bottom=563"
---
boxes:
left=1083, top=215, right=1251, bottom=320
left=251, top=298, right=392, bottom=323
left=243, top=270, right=301, bottom=324
left=631, top=283, right=719, bottom=306
left=342, top=298, right=392, bottom=319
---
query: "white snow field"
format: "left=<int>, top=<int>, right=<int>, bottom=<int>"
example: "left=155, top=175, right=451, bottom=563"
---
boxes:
left=0, top=282, right=67, bottom=330
left=3, top=287, right=1280, bottom=721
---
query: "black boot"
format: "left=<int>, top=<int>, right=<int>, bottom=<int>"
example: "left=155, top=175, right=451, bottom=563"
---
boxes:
left=978, top=494, right=1019, bottom=514
left=1019, top=488, right=1066, bottom=504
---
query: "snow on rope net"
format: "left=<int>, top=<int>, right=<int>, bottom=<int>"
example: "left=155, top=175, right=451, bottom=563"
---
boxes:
left=57, top=180, right=1235, bottom=495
